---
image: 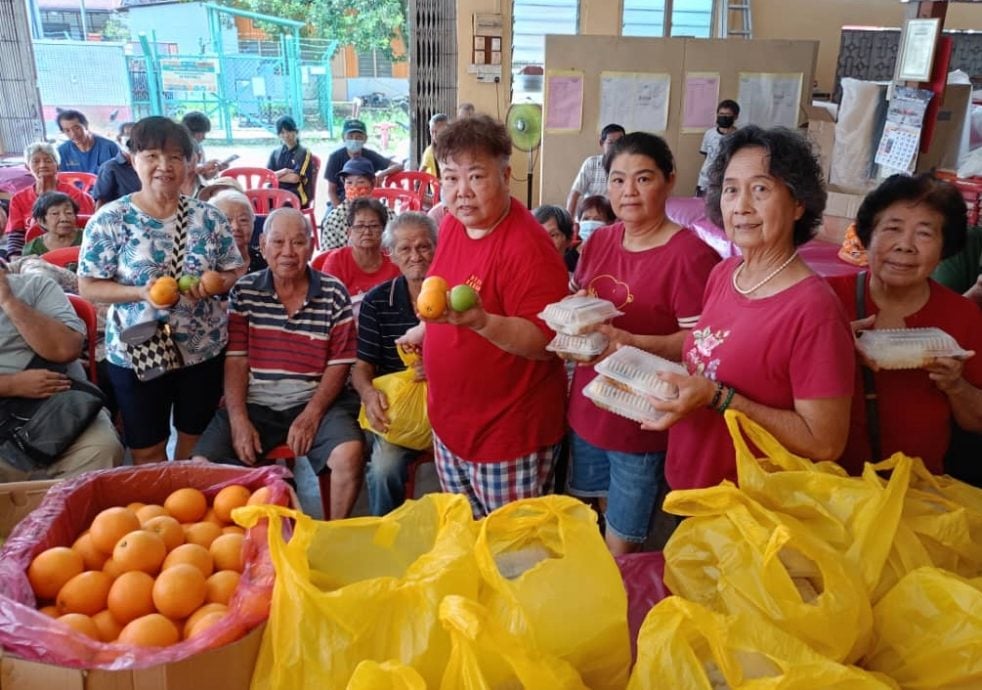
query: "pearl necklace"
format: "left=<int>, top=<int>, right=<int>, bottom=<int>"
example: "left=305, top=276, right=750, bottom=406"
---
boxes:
left=731, top=251, right=799, bottom=296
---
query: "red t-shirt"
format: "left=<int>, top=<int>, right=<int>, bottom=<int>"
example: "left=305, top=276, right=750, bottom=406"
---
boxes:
left=667, top=258, right=855, bottom=490
left=4, top=182, right=95, bottom=233
left=320, top=246, right=401, bottom=299
left=569, top=223, right=721, bottom=453
left=424, top=198, right=569, bottom=462
left=827, top=274, right=982, bottom=474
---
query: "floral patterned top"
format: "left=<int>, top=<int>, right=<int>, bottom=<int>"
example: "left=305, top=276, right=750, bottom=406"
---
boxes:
left=78, top=194, right=244, bottom=369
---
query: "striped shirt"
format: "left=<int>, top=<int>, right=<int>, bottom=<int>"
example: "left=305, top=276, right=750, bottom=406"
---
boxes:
left=356, top=276, right=419, bottom=377
left=227, top=268, right=356, bottom=411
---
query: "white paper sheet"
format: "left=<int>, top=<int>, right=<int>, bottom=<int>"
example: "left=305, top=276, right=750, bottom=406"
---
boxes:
left=599, top=71, right=671, bottom=134
left=737, top=72, right=803, bottom=129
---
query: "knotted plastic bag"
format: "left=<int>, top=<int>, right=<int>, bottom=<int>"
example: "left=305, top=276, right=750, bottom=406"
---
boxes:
left=863, top=567, right=982, bottom=689
left=345, top=660, right=427, bottom=690
left=358, top=347, right=431, bottom=450
left=663, top=483, right=873, bottom=663
left=235, top=493, right=479, bottom=689
left=627, top=596, right=896, bottom=690
left=438, top=595, right=588, bottom=690
left=474, top=495, right=631, bottom=690
left=727, top=410, right=932, bottom=601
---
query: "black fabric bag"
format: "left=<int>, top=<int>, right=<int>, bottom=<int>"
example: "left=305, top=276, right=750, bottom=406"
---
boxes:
left=0, top=357, right=106, bottom=473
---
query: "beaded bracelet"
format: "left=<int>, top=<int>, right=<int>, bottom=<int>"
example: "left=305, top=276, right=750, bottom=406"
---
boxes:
left=708, top=381, right=725, bottom=410
left=717, top=386, right=736, bottom=414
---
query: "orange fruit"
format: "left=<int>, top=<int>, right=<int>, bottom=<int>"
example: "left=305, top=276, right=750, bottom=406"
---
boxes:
left=164, top=488, right=207, bottom=523
left=143, top=515, right=184, bottom=552
left=148, top=277, right=179, bottom=307
left=135, top=504, right=169, bottom=524
left=102, top=558, right=125, bottom=580
left=72, top=531, right=109, bottom=571
left=56, top=570, right=112, bottom=616
left=247, top=487, right=272, bottom=506
left=57, top=613, right=100, bottom=640
left=107, top=571, right=156, bottom=624
left=28, top=547, right=84, bottom=600
left=89, top=507, right=140, bottom=554
left=184, top=521, right=223, bottom=549
left=213, top=485, right=251, bottom=523
left=92, top=609, right=123, bottom=642
left=222, top=525, right=246, bottom=536
left=117, top=613, right=180, bottom=647
left=202, top=507, right=224, bottom=526
left=152, top=564, right=206, bottom=619
left=126, top=502, right=146, bottom=513
left=113, top=530, right=166, bottom=575
left=183, top=603, right=227, bottom=638
left=162, top=543, right=213, bottom=578
left=416, top=288, right=447, bottom=319
left=421, top=276, right=448, bottom=293
left=200, top=270, right=224, bottom=296
left=185, top=611, right=226, bottom=639
left=209, top=533, right=244, bottom=573
left=39, top=605, right=60, bottom=618
left=205, top=570, right=240, bottom=606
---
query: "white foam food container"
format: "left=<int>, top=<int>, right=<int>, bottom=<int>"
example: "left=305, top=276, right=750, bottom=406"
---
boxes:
left=583, top=375, right=667, bottom=424
left=539, top=296, right=623, bottom=335
left=856, top=327, right=971, bottom=370
left=594, top=345, right=688, bottom=400
left=546, top=332, right=609, bottom=362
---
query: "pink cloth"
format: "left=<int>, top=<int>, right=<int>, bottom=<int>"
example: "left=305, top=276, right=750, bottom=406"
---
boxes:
left=569, top=224, right=721, bottom=453
left=423, top=197, right=569, bottom=462
left=4, top=182, right=95, bottom=234
left=828, top=274, right=982, bottom=474
left=666, top=258, right=856, bottom=490
left=319, top=246, right=401, bottom=298
left=0, top=166, right=34, bottom=196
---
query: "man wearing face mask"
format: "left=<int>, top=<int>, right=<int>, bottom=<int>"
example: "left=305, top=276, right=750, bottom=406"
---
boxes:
left=696, top=99, right=739, bottom=197
left=324, top=119, right=402, bottom=208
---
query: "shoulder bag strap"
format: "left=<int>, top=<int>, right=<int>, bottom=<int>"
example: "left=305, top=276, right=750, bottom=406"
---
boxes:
left=855, top=270, right=882, bottom=461
left=169, top=196, right=190, bottom=277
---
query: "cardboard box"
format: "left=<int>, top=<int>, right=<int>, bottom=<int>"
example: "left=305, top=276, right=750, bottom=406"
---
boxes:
left=0, top=623, right=265, bottom=690
left=806, top=104, right=837, bottom=183
left=917, top=84, right=973, bottom=174
left=819, top=187, right=866, bottom=245
left=0, top=480, right=58, bottom=540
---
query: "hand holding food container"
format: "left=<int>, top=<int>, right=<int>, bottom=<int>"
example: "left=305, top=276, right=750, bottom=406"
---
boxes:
left=539, top=296, right=622, bottom=363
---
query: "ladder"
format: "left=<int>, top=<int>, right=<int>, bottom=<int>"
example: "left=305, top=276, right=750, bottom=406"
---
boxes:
left=717, top=0, right=753, bottom=39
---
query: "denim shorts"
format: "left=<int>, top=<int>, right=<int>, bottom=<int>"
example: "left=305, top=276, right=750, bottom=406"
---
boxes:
left=567, top=430, right=665, bottom=544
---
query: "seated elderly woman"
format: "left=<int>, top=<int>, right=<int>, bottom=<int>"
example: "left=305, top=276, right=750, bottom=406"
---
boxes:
left=209, top=190, right=257, bottom=273
left=533, top=205, right=577, bottom=273
left=576, top=194, right=617, bottom=245
left=644, top=126, right=855, bottom=489
left=826, top=173, right=982, bottom=474
left=22, top=192, right=82, bottom=260
left=319, top=197, right=401, bottom=307
left=3, top=142, right=94, bottom=259
left=319, top=158, right=391, bottom=251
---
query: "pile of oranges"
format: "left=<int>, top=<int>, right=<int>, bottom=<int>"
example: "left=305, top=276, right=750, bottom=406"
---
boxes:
left=26, top=484, right=272, bottom=648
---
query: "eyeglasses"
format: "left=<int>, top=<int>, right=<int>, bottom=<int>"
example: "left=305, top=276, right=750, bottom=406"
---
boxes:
left=351, top=223, right=383, bottom=233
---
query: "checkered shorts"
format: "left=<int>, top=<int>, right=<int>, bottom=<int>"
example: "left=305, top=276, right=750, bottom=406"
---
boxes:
left=433, top=433, right=560, bottom=518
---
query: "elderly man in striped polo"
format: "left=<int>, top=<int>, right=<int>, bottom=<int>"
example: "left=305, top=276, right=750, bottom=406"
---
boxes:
left=192, top=208, right=365, bottom=518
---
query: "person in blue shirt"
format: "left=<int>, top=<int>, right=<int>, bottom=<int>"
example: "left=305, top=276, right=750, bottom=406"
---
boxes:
left=267, top=116, right=316, bottom=208
left=323, top=119, right=402, bottom=207
left=56, top=109, right=120, bottom=175
left=91, top=121, right=141, bottom=209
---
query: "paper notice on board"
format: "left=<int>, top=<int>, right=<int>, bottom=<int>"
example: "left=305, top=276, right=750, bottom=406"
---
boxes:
left=737, top=73, right=802, bottom=129
left=874, top=86, right=933, bottom=173
left=545, top=71, right=584, bottom=132
left=682, top=73, right=720, bottom=133
left=599, top=72, right=671, bottom=134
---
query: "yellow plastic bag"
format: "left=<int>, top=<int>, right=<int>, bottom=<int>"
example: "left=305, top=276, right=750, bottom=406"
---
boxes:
left=627, top=597, right=896, bottom=690
left=727, top=411, right=933, bottom=600
left=235, top=494, right=479, bottom=689
left=474, top=496, right=631, bottom=690
left=358, top=347, right=431, bottom=451
left=864, top=567, right=982, bottom=689
left=663, top=483, right=873, bottom=663
left=346, top=660, right=427, bottom=690
left=438, top=595, right=588, bottom=690
left=872, top=454, right=982, bottom=579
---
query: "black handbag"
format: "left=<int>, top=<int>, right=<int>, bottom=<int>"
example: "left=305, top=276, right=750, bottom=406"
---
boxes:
left=0, top=357, right=106, bottom=472
left=117, top=197, right=189, bottom=382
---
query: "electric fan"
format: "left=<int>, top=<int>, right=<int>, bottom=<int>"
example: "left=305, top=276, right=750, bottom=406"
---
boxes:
left=505, top=102, right=543, bottom=207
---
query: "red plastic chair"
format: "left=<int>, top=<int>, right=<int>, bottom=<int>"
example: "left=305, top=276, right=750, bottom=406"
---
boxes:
left=383, top=171, right=440, bottom=211
left=40, top=245, right=81, bottom=269
left=244, top=188, right=302, bottom=214
left=310, top=250, right=338, bottom=274
left=370, top=188, right=421, bottom=214
left=223, top=167, right=279, bottom=190
left=265, top=444, right=333, bottom=520
left=66, top=294, right=98, bottom=384
left=57, top=172, right=97, bottom=194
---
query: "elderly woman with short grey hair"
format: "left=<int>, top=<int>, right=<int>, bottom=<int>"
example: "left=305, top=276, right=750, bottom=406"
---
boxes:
left=3, top=142, right=94, bottom=259
left=210, top=190, right=255, bottom=271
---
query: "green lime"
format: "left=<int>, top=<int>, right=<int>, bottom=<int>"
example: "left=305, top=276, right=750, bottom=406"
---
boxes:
left=449, top=284, right=478, bottom=312
left=177, top=275, right=200, bottom=293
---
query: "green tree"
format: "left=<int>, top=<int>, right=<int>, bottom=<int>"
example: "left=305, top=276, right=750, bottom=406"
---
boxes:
left=237, top=0, right=408, bottom=61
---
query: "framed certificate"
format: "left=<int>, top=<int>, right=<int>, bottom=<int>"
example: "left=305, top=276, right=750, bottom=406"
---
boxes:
left=896, top=17, right=941, bottom=82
